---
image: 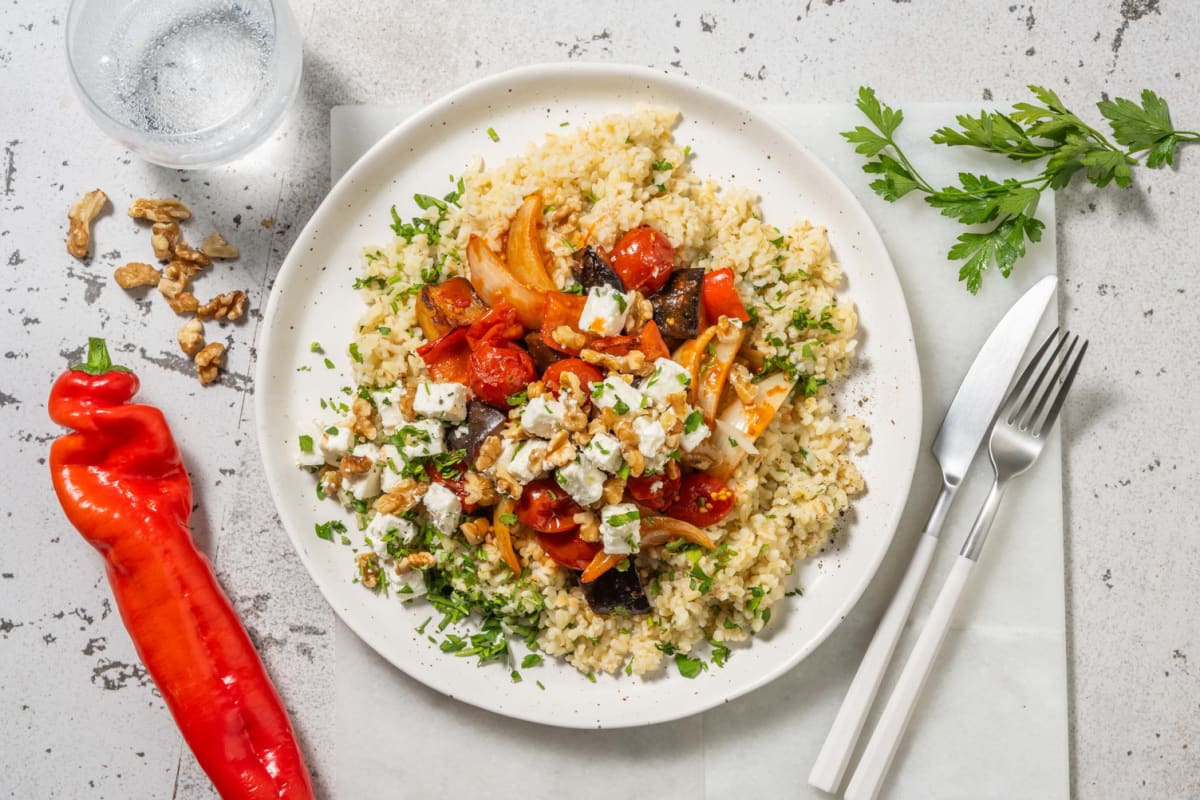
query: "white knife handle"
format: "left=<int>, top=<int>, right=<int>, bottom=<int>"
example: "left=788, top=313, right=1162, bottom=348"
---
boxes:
left=808, top=531, right=940, bottom=793
left=844, top=554, right=975, bottom=800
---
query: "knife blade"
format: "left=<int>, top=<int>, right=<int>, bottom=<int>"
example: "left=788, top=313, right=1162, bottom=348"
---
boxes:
left=808, top=274, right=1056, bottom=794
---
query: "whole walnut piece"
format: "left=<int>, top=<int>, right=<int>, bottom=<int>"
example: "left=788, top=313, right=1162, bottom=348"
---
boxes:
left=150, top=222, right=181, bottom=261
left=67, top=188, right=108, bottom=259
left=194, top=342, right=225, bottom=385
left=196, top=290, right=247, bottom=321
left=177, top=318, right=204, bottom=356
left=128, top=197, right=191, bottom=223
left=172, top=241, right=211, bottom=270
left=113, top=262, right=161, bottom=289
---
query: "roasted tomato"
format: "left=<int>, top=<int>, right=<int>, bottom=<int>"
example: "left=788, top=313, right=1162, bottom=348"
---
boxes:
left=416, top=327, right=471, bottom=384
left=664, top=473, right=735, bottom=527
left=626, top=463, right=682, bottom=511
left=466, top=302, right=525, bottom=347
left=540, top=291, right=592, bottom=355
left=609, top=226, right=676, bottom=293
left=424, top=460, right=478, bottom=514
left=542, top=358, right=603, bottom=396
left=537, top=531, right=602, bottom=571
left=590, top=320, right=671, bottom=362
left=468, top=342, right=536, bottom=408
left=517, top=478, right=583, bottom=534
left=700, top=267, right=750, bottom=323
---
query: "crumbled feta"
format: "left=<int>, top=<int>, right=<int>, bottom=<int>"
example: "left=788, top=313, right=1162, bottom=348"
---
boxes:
left=344, top=443, right=382, bottom=500
left=643, top=450, right=672, bottom=475
left=365, top=513, right=417, bottom=558
left=600, top=503, right=642, bottom=555
left=377, top=444, right=407, bottom=492
left=555, top=458, right=606, bottom=506
left=632, top=416, right=667, bottom=458
left=296, top=429, right=326, bottom=468
left=520, top=396, right=564, bottom=438
left=423, top=482, right=462, bottom=535
left=319, top=425, right=353, bottom=464
left=589, top=377, right=645, bottom=416
left=640, top=357, right=692, bottom=404
left=388, top=567, right=427, bottom=598
left=582, top=431, right=624, bottom=473
left=397, top=419, right=445, bottom=459
left=578, top=285, right=631, bottom=337
left=372, top=387, right=406, bottom=433
left=412, top=381, right=468, bottom=423
left=680, top=408, right=711, bottom=452
left=495, top=438, right=548, bottom=484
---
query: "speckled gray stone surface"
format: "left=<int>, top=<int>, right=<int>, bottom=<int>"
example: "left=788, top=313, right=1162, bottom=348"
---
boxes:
left=1, top=1, right=1197, bottom=798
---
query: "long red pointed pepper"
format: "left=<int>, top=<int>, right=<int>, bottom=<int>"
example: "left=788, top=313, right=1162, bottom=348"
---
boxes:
left=48, top=338, right=314, bottom=800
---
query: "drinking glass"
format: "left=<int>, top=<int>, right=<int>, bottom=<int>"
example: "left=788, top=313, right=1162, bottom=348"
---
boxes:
left=66, top=0, right=302, bottom=169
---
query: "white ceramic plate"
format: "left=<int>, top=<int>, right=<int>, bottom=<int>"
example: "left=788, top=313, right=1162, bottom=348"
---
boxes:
left=256, top=63, right=921, bottom=729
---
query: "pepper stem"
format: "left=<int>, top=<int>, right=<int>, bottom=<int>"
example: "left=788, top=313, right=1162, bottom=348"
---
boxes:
left=71, top=337, right=132, bottom=375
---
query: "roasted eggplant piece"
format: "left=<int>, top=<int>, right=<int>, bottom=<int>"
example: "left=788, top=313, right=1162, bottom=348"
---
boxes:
left=574, top=245, right=625, bottom=292
left=446, top=401, right=507, bottom=462
left=649, top=268, right=704, bottom=344
left=524, top=332, right=566, bottom=372
left=416, top=277, right=489, bottom=340
left=576, top=563, right=651, bottom=616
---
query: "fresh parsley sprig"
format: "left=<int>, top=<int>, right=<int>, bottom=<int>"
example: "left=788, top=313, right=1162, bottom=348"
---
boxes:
left=843, top=86, right=1200, bottom=293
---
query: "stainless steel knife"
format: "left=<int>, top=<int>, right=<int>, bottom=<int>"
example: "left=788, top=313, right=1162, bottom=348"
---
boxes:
left=808, top=275, right=1057, bottom=793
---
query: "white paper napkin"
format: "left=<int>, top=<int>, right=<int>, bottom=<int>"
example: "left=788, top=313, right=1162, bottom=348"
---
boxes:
left=328, top=103, right=1068, bottom=800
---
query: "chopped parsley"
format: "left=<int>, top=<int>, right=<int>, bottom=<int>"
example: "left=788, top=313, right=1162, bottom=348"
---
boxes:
left=520, top=653, right=543, bottom=669
left=348, top=343, right=363, bottom=363
left=314, top=519, right=347, bottom=541
left=323, top=357, right=336, bottom=370
left=500, top=512, right=519, bottom=526
left=709, top=639, right=732, bottom=668
left=613, top=397, right=630, bottom=415
left=684, top=409, right=705, bottom=434
left=675, top=653, right=706, bottom=678
left=606, top=509, right=641, bottom=527
left=803, top=375, right=828, bottom=396
left=651, top=158, right=673, bottom=171
left=613, top=292, right=628, bottom=313
left=298, top=435, right=314, bottom=453
left=310, top=341, right=323, bottom=353
left=506, top=389, right=529, bottom=406
left=486, top=126, right=500, bottom=142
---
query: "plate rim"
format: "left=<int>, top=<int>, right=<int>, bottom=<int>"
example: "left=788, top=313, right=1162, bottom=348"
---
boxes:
left=254, top=61, right=922, bottom=728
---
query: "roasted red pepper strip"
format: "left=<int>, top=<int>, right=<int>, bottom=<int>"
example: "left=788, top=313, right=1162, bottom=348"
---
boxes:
left=48, top=338, right=314, bottom=800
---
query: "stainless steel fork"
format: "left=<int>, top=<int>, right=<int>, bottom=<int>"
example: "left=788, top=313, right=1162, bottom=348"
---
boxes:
left=844, top=329, right=1088, bottom=800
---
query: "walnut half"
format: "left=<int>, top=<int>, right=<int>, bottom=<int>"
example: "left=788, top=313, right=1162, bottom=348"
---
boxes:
left=67, top=189, right=108, bottom=259
left=194, top=342, right=225, bottom=385
left=128, top=197, right=191, bottom=223
left=177, top=319, right=204, bottom=356
left=113, top=262, right=161, bottom=289
left=197, top=290, right=247, bottom=321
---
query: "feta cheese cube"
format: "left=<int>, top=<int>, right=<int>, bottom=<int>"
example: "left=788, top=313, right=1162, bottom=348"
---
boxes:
left=555, top=458, right=606, bottom=507
left=494, top=438, right=548, bottom=485
left=344, top=444, right=381, bottom=501
left=680, top=408, right=711, bottom=452
left=423, top=482, right=462, bottom=535
left=412, top=381, right=468, bottom=423
left=582, top=432, right=624, bottom=473
left=600, top=503, right=642, bottom=555
left=520, top=396, right=564, bottom=438
left=632, top=417, right=667, bottom=458
left=319, top=425, right=353, bottom=464
left=296, top=430, right=326, bottom=468
left=578, top=285, right=631, bottom=337
left=365, top=513, right=417, bottom=557
left=640, top=357, right=692, bottom=404
left=372, top=387, right=406, bottom=433
left=397, top=419, right=445, bottom=459
left=589, top=377, right=645, bottom=416
left=377, top=444, right=407, bottom=493
left=388, top=567, right=427, bottom=598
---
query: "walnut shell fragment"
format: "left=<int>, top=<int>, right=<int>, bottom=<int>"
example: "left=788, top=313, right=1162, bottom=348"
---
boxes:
left=67, top=189, right=109, bottom=259
left=113, top=262, right=161, bottom=289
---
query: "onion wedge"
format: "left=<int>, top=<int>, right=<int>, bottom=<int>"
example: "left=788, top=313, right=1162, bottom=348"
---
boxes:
left=695, top=318, right=746, bottom=424
left=467, top=235, right=547, bottom=329
left=492, top=498, right=522, bottom=574
left=505, top=193, right=556, bottom=291
left=580, top=551, right=626, bottom=584
left=700, top=372, right=795, bottom=479
left=638, top=516, right=717, bottom=551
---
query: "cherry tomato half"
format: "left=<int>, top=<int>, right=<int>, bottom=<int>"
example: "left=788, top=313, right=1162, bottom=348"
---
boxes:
left=626, top=463, right=682, bottom=511
left=466, top=301, right=525, bottom=348
left=517, top=478, right=583, bottom=534
left=700, top=267, right=750, bottom=324
left=664, top=473, right=735, bottom=527
left=537, top=531, right=601, bottom=571
left=468, top=341, right=536, bottom=408
left=416, top=327, right=471, bottom=385
left=609, top=226, right=676, bottom=293
left=542, top=358, right=603, bottom=396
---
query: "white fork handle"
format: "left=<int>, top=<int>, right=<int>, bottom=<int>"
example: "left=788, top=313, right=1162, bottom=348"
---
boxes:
left=808, top=532, right=939, bottom=792
left=843, top=555, right=975, bottom=800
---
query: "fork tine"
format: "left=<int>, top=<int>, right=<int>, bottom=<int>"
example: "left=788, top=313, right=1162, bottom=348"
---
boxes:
left=1035, top=338, right=1087, bottom=438
left=1025, top=333, right=1079, bottom=430
left=1000, top=326, right=1060, bottom=423
left=1013, top=331, right=1070, bottom=426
